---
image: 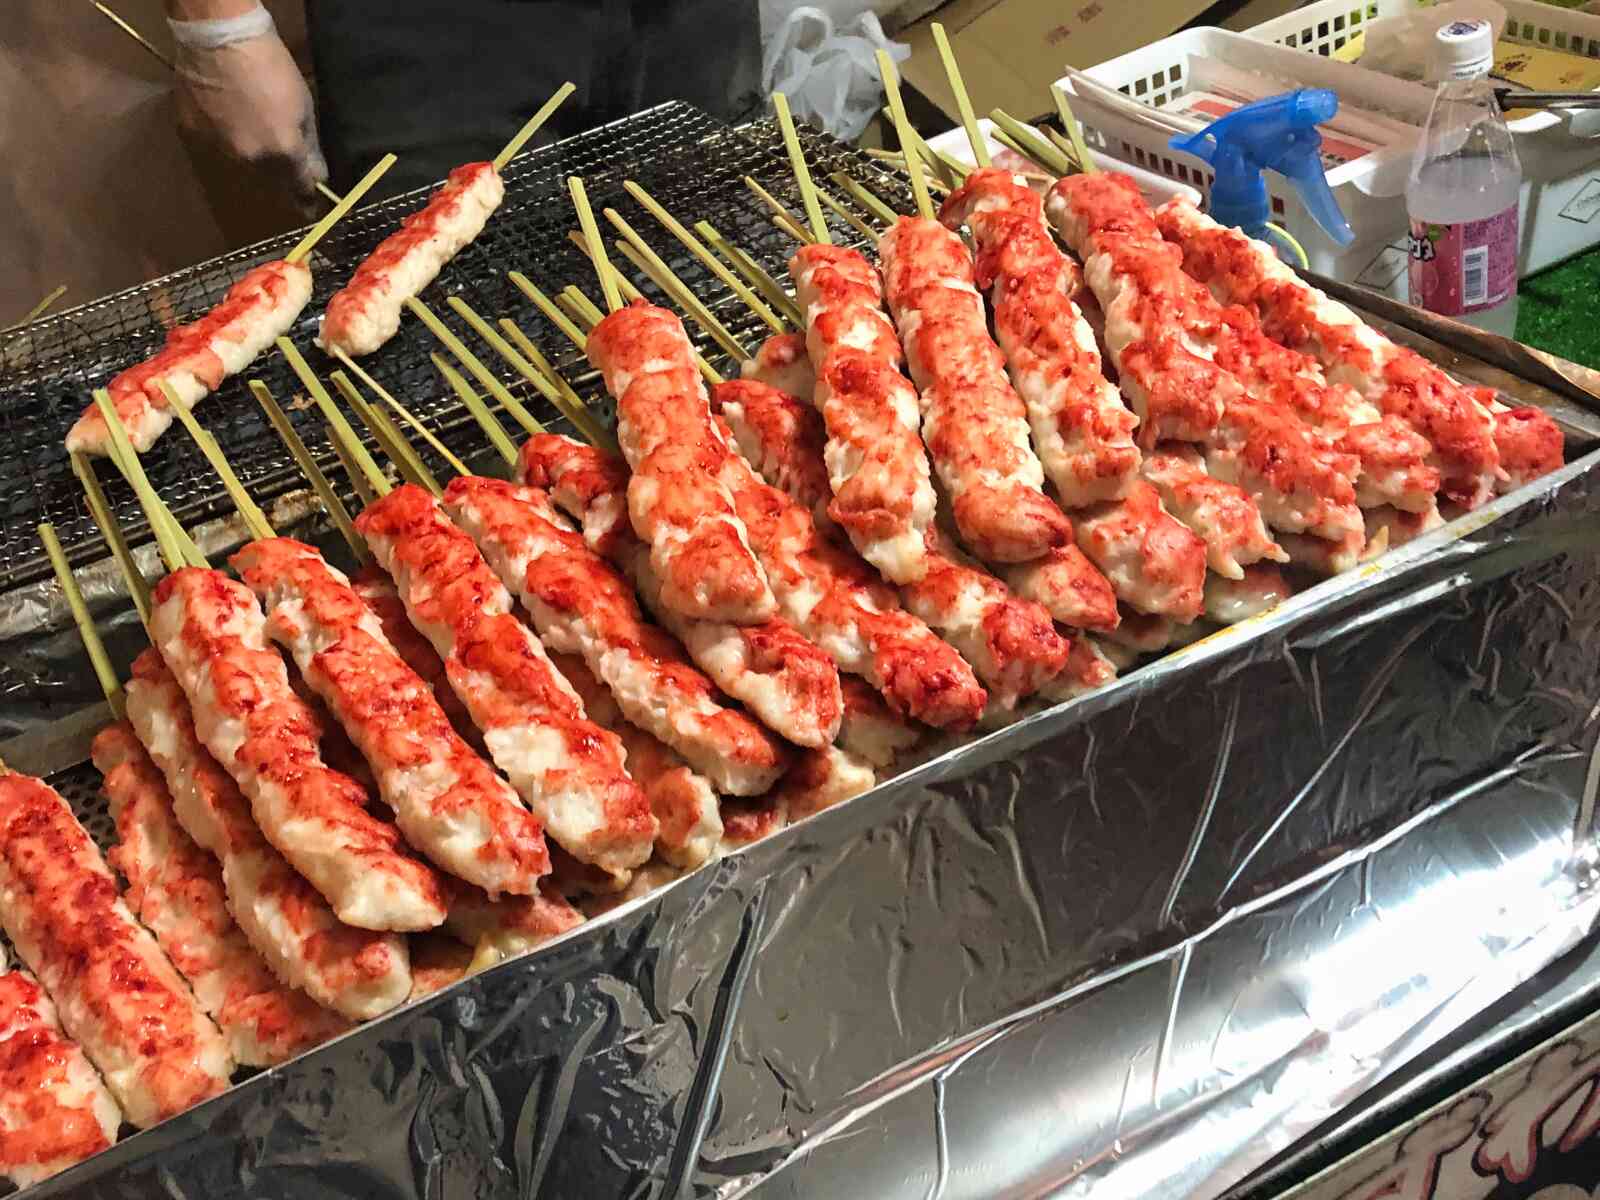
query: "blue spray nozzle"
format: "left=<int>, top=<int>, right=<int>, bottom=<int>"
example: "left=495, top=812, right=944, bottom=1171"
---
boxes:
left=1169, top=88, right=1355, bottom=249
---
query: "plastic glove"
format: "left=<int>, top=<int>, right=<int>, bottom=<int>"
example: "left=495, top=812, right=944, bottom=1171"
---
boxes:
left=170, top=4, right=328, bottom=215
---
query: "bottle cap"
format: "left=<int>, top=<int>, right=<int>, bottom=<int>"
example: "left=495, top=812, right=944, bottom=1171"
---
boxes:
left=1435, top=19, right=1494, bottom=81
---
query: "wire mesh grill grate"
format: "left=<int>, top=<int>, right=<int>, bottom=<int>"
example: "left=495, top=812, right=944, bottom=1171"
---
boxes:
left=0, top=101, right=916, bottom=602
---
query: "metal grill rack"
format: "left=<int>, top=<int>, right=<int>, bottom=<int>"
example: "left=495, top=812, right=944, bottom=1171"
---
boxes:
left=0, top=102, right=913, bottom=600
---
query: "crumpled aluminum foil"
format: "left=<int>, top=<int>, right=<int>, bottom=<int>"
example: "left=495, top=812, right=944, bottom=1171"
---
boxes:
left=23, top=444, right=1600, bottom=1198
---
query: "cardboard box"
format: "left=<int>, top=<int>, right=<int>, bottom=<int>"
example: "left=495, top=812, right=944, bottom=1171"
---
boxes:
left=897, top=0, right=1218, bottom=122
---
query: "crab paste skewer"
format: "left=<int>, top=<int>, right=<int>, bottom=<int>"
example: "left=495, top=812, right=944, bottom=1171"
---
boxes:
left=161, top=387, right=552, bottom=899
left=930, top=72, right=1140, bottom=511
left=336, top=364, right=763, bottom=870
left=249, top=383, right=586, bottom=965
left=565, top=176, right=777, bottom=626
left=90, top=389, right=450, bottom=933
left=873, top=55, right=1073, bottom=565
left=768, top=96, right=939, bottom=586
left=0, top=763, right=233, bottom=1129
left=0, top=962, right=122, bottom=1187
left=91, top=725, right=352, bottom=1065
left=66, top=153, right=396, bottom=456
left=522, top=273, right=991, bottom=723
left=278, top=351, right=658, bottom=880
left=1152, top=197, right=1563, bottom=503
left=1045, top=172, right=1368, bottom=575
left=317, top=83, right=574, bottom=358
left=439, top=293, right=848, bottom=752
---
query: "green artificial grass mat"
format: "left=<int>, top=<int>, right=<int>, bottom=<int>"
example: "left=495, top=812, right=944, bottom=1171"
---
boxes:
left=1518, top=249, right=1600, bottom=370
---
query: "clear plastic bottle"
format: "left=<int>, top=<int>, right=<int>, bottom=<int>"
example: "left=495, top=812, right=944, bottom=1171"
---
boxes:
left=1405, top=19, right=1522, bottom=338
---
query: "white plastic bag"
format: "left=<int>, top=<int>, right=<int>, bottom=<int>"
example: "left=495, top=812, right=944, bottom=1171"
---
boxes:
left=761, top=2, right=910, bottom=141
left=1357, top=0, right=1507, bottom=82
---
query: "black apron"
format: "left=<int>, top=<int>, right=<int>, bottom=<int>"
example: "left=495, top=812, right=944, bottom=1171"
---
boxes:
left=307, top=0, right=764, bottom=197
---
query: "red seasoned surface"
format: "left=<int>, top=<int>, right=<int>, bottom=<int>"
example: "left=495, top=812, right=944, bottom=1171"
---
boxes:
left=355, top=486, right=655, bottom=862
left=589, top=303, right=774, bottom=623
left=153, top=568, right=448, bottom=917
left=713, top=378, right=834, bottom=517
left=321, top=162, right=496, bottom=346
left=0, top=774, right=227, bottom=1123
left=234, top=539, right=549, bottom=886
left=0, top=972, right=113, bottom=1177
left=444, top=477, right=797, bottom=772
left=72, top=259, right=307, bottom=443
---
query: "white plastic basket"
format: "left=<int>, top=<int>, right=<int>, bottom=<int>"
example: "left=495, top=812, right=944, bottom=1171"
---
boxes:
left=1246, top=0, right=1600, bottom=276
left=1058, top=27, right=1431, bottom=297
left=1059, top=5, right=1600, bottom=298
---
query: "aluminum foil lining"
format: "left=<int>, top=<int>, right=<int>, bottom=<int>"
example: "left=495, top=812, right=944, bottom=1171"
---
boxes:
left=21, top=424, right=1600, bottom=1198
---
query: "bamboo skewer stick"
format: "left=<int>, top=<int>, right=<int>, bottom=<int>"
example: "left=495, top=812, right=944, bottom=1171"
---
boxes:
left=597, top=214, right=748, bottom=359
left=329, top=431, right=378, bottom=508
left=622, top=182, right=785, bottom=335
left=330, top=372, right=440, bottom=495
left=446, top=296, right=608, bottom=448
left=569, top=177, right=621, bottom=314
left=495, top=318, right=614, bottom=447
left=988, top=110, right=1073, bottom=176
left=772, top=94, right=830, bottom=244
left=554, top=240, right=724, bottom=384
left=433, top=355, right=520, bottom=468
left=331, top=348, right=470, bottom=477
left=316, top=183, right=341, bottom=205
left=560, top=294, right=601, bottom=339
left=561, top=287, right=606, bottom=331
left=249, top=381, right=367, bottom=561
left=508, top=271, right=592, bottom=350
left=92, top=1, right=175, bottom=71
left=875, top=110, right=963, bottom=191
left=89, top=389, right=203, bottom=571
left=1051, top=84, right=1098, bottom=175
left=69, top=449, right=151, bottom=624
left=8, top=285, right=68, bottom=330
left=277, top=338, right=391, bottom=498
left=342, top=389, right=441, bottom=495
left=931, top=22, right=991, bottom=170
left=38, top=523, right=124, bottom=717
left=315, top=400, right=392, bottom=501
left=877, top=51, right=934, bottom=221
left=405, top=298, right=553, bottom=442
left=493, top=82, right=577, bottom=171
left=555, top=292, right=592, bottom=329
left=284, top=153, right=397, bottom=265
left=743, top=176, right=814, bottom=244
left=829, top=172, right=900, bottom=226
left=693, top=222, right=801, bottom=326
left=817, top=189, right=882, bottom=244
left=162, top=382, right=275, bottom=540
left=448, top=366, right=526, bottom=465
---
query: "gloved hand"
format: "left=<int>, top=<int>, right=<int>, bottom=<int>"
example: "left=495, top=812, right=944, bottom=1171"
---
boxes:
left=170, top=4, right=329, bottom=216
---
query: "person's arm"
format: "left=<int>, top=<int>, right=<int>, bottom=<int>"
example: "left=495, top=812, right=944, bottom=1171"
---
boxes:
left=165, top=0, right=328, bottom=214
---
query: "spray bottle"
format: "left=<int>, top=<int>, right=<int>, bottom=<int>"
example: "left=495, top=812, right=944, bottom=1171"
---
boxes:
left=1169, top=89, right=1355, bottom=268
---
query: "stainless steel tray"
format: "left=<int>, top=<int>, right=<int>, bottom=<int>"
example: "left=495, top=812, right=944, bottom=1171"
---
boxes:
left=6, top=106, right=1600, bottom=1199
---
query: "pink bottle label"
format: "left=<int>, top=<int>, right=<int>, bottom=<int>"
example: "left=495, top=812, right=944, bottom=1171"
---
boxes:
left=1408, top=204, right=1517, bottom=315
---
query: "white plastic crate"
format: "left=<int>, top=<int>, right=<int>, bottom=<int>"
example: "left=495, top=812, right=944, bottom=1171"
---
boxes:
left=1058, top=4, right=1600, bottom=300
left=1058, top=27, right=1431, bottom=297
left=1247, top=0, right=1600, bottom=277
